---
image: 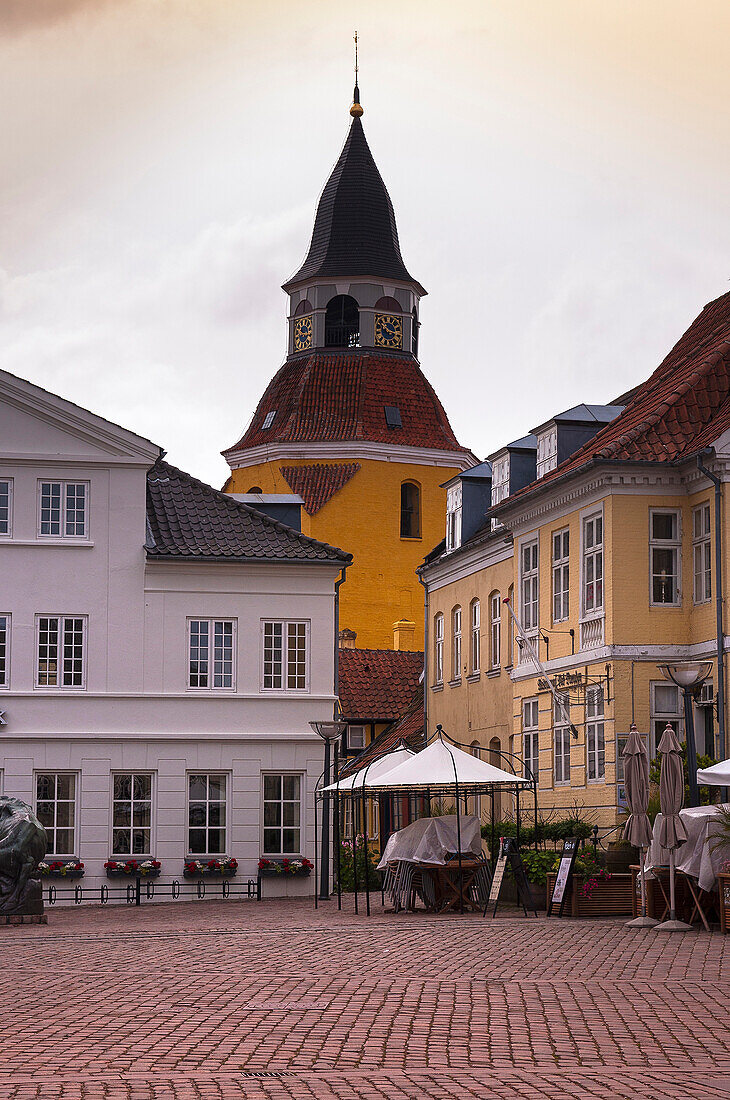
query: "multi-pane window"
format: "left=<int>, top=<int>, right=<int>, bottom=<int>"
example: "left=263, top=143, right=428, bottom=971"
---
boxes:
left=553, top=695, right=571, bottom=785
left=520, top=540, right=539, bottom=632
left=489, top=592, right=501, bottom=669
left=446, top=484, right=462, bottom=552
left=536, top=427, right=558, bottom=479
left=112, top=774, right=152, bottom=855
left=348, top=725, right=366, bottom=751
left=650, top=510, right=681, bottom=606
left=649, top=682, right=683, bottom=759
left=38, top=481, right=88, bottom=538
left=35, top=773, right=76, bottom=855
left=552, top=528, right=570, bottom=623
left=36, top=616, right=85, bottom=688
left=0, top=480, right=12, bottom=536
left=262, top=621, right=308, bottom=690
left=262, top=773, right=302, bottom=855
left=451, top=606, right=462, bottom=681
left=506, top=585, right=514, bottom=666
left=583, top=514, right=603, bottom=614
left=434, top=613, right=444, bottom=685
left=586, top=687, right=605, bottom=782
left=522, top=698, right=539, bottom=782
left=470, top=599, right=481, bottom=674
left=400, top=482, right=421, bottom=539
left=188, top=619, right=235, bottom=689
left=491, top=455, right=510, bottom=507
left=188, top=774, right=226, bottom=854
left=693, top=503, right=711, bottom=605
left=0, top=615, right=8, bottom=688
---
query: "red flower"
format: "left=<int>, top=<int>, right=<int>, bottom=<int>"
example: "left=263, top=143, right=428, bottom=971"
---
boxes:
left=229, top=858, right=238, bottom=869
left=207, top=860, right=218, bottom=870
left=152, top=860, right=161, bottom=869
left=258, top=859, right=271, bottom=870
left=50, top=861, right=62, bottom=870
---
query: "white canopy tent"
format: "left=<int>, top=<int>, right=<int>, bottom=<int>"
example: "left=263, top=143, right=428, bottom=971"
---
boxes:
left=321, top=746, right=415, bottom=793
left=697, top=758, right=730, bottom=786
left=368, top=737, right=531, bottom=791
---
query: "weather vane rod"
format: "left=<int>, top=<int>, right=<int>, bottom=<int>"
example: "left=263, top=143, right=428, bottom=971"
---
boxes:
left=350, top=30, right=363, bottom=117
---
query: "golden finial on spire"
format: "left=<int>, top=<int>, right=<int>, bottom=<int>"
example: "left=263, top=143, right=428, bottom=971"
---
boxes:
left=350, top=31, right=363, bottom=117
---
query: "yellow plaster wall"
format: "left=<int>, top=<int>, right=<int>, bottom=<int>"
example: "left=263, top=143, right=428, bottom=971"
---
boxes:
left=227, top=457, right=461, bottom=650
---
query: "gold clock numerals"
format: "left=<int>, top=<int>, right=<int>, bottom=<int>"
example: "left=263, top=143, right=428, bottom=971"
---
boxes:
left=374, top=313, right=403, bottom=349
left=293, top=316, right=313, bottom=352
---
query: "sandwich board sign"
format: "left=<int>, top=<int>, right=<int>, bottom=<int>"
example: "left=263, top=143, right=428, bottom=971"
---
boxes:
left=548, top=837, right=579, bottom=917
left=487, top=837, right=537, bottom=918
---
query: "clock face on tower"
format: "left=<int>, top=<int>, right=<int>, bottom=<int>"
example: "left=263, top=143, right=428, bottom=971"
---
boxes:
left=374, top=313, right=403, bottom=349
left=293, top=316, right=313, bottom=352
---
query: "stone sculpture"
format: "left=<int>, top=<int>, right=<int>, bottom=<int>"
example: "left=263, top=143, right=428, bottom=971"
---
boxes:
left=0, top=796, right=47, bottom=915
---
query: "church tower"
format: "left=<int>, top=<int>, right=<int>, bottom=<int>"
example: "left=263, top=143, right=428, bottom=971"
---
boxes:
left=223, top=82, right=474, bottom=650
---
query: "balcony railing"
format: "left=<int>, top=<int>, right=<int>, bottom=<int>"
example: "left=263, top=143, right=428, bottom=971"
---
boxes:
left=580, top=616, right=605, bottom=650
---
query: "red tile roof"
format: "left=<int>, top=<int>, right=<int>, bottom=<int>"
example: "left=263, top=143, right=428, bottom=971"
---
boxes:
left=223, top=352, right=465, bottom=454
left=339, top=690, right=425, bottom=778
left=500, top=291, right=730, bottom=508
left=338, top=648, right=423, bottom=722
left=280, top=463, right=361, bottom=515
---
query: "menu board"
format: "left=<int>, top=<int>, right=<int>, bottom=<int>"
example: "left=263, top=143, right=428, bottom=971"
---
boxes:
left=548, top=837, right=579, bottom=917
left=487, top=837, right=537, bottom=918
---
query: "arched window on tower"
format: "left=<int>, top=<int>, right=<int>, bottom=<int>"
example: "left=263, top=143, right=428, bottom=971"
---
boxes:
left=400, top=481, right=421, bottom=539
left=325, top=295, right=359, bottom=348
left=412, top=307, right=419, bottom=357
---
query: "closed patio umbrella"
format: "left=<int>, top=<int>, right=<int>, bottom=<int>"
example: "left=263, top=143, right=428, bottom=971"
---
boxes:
left=655, top=723, right=691, bottom=932
left=622, top=724, right=656, bottom=927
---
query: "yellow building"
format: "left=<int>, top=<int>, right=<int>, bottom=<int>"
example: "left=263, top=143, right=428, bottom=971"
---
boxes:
left=222, top=90, right=473, bottom=650
left=422, top=290, right=730, bottom=828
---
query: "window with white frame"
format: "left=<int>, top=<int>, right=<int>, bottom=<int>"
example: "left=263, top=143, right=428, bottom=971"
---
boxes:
left=491, top=455, right=510, bottom=507
left=522, top=697, right=539, bottom=782
left=649, top=682, right=684, bottom=759
left=36, top=616, right=86, bottom=688
left=489, top=592, right=500, bottom=670
left=262, top=620, right=308, bottom=690
left=348, top=724, right=366, bottom=751
left=552, top=528, right=569, bottom=623
left=506, top=585, right=514, bottom=666
left=650, top=509, right=681, bottom=606
left=553, top=694, right=571, bottom=785
left=536, top=427, right=558, bottom=479
left=188, top=619, right=235, bottom=689
left=112, top=774, right=153, bottom=855
left=586, top=687, right=605, bottom=782
left=470, top=598, right=481, bottom=674
left=446, top=483, right=462, bottom=552
left=583, top=513, right=603, bottom=615
left=434, top=613, right=444, bottom=685
left=0, top=615, right=8, bottom=688
left=262, top=773, right=302, bottom=855
left=451, top=606, right=462, bottom=680
left=38, top=480, right=88, bottom=538
left=0, top=480, right=12, bottom=537
left=520, top=540, right=539, bottom=633
left=35, top=773, right=76, bottom=855
left=187, top=774, right=226, bottom=854
left=693, top=503, right=711, bottom=605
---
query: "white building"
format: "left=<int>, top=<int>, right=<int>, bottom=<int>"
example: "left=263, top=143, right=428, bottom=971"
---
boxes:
left=0, top=370, right=350, bottom=899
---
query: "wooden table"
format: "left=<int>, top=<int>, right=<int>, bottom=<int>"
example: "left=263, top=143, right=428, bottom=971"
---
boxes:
left=421, top=859, right=483, bottom=913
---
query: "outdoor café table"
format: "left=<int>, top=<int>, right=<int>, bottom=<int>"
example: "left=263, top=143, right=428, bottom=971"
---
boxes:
left=420, top=859, right=483, bottom=913
left=644, top=803, right=730, bottom=893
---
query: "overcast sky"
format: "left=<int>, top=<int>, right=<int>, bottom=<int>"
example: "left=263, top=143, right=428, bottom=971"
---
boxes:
left=2, top=0, right=729, bottom=485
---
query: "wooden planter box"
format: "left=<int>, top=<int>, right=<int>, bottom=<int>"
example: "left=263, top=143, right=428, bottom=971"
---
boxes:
left=547, top=872, right=633, bottom=917
left=719, top=873, right=730, bottom=935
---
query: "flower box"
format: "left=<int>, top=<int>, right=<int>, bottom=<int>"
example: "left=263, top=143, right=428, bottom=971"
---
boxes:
left=547, top=871, right=633, bottom=917
left=258, top=858, right=313, bottom=877
left=37, top=859, right=84, bottom=879
left=184, top=857, right=238, bottom=878
left=105, top=859, right=161, bottom=879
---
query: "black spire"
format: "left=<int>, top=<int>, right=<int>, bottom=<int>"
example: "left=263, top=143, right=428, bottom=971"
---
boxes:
left=282, top=115, right=425, bottom=295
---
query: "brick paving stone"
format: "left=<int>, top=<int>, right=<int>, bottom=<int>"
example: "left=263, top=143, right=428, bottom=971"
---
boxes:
left=1, top=897, right=728, bottom=1099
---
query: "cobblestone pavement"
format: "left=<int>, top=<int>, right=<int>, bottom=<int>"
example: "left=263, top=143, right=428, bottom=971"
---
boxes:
left=2, top=897, right=729, bottom=1099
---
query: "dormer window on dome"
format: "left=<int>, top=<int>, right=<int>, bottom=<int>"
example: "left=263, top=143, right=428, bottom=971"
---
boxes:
left=384, top=405, right=402, bottom=429
left=262, top=411, right=276, bottom=430
left=325, top=295, right=359, bottom=348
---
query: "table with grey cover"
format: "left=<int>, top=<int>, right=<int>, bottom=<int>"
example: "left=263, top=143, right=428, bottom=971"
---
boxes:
left=644, top=803, right=730, bottom=892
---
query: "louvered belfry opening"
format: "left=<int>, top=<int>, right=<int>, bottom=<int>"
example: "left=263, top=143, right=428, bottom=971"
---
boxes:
left=325, top=294, right=360, bottom=348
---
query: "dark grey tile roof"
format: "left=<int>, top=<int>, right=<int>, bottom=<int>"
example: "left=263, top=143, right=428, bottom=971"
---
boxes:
left=145, top=460, right=351, bottom=564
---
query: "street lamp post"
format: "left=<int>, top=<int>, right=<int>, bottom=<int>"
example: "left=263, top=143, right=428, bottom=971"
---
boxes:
left=310, top=720, right=346, bottom=900
left=658, top=662, right=713, bottom=807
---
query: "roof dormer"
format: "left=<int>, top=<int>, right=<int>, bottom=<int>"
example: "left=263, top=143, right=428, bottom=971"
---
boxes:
left=532, top=404, right=624, bottom=480
left=443, top=461, right=492, bottom=551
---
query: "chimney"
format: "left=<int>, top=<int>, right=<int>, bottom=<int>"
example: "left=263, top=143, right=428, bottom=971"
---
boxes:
left=393, top=619, right=416, bottom=651
left=339, top=628, right=357, bottom=649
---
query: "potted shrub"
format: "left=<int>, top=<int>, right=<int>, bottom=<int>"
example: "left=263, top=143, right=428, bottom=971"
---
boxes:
left=37, top=858, right=84, bottom=879
left=184, top=857, right=238, bottom=878
left=258, top=857, right=313, bottom=877
left=105, top=859, right=161, bottom=878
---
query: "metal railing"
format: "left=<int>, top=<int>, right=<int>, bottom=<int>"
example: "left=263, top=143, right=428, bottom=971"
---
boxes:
left=43, top=875, right=262, bottom=907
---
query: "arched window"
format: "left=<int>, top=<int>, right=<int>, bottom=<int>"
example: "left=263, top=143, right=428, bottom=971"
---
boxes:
left=412, top=307, right=419, bottom=357
left=400, top=481, right=421, bottom=538
left=470, top=598, right=480, bottom=674
left=489, top=591, right=501, bottom=670
left=507, top=585, right=514, bottom=667
left=452, top=605, right=462, bottom=681
left=434, top=613, right=444, bottom=685
left=375, top=296, right=402, bottom=312
left=294, top=299, right=312, bottom=316
left=325, top=295, right=359, bottom=347
left=246, top=486, right=263, bottom=494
